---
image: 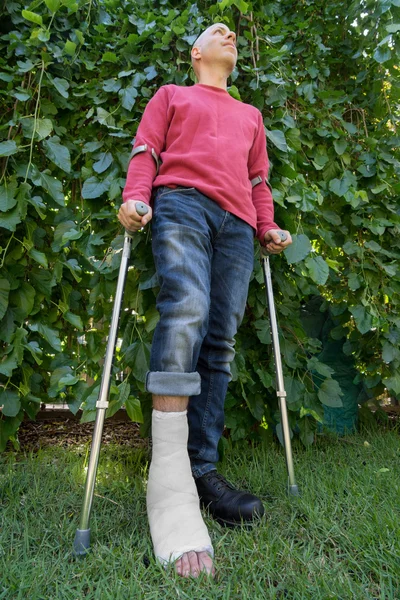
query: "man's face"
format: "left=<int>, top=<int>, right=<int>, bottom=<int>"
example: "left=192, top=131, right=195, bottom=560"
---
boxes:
left=191, top=23, right=237, bottom=77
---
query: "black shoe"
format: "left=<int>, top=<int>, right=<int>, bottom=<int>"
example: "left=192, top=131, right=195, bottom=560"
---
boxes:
left=194, top=470, right=265, bottom=527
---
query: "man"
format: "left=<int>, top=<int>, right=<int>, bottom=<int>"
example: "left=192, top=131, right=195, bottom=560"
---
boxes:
left=118, top=23, right=292, bottom=578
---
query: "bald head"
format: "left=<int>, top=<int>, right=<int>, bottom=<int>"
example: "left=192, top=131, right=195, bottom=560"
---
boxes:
left=191, top=23, right=237, bottom=81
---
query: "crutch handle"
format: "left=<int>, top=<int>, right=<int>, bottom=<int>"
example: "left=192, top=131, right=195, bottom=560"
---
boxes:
left=125, top=202, right=149, bottom=237
left=135, top=202, right=149, bottom=217
left=261, top=230, right=287, bottom=256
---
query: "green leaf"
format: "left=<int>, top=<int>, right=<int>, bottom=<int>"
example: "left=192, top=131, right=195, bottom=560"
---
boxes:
left=45, top=0, right=61, bottom=12
left=386, top=23, right=400, bottom=32
left=64, top=311, right=83, bottom=330
left=59, top=374, right=79, bottom=387
left=13, top=91, right=31, bottom=101
left=383, top=374, right=400, bottom=395
left=0, top=279, right=10, bottom=320
left=0, top=180, right=18, bottom=211
left=12, top=282, right=35, bottom=318
left=266, top=129, right=288, bottom=152
left=102, top=51, right=118, bottom=63
left=64, top=40, right=77, bottom=55
left=317, top=378, right=343, bottom=407
left=22, top=10, right=43, bottom=25
left=83, top=141, right=104, bottom=153
left=42, top=136, right=71, bottom=173
left=254, top=319, right=271, bottom=344
left=93, top=152, right=113, bottom=174
left=49, top=367, right=78, bottom=397
left=334, top=139, right=347, bottom=155
left=106, top=382, right=131, bottom=418
left=64, top=259, right=82, bottom=283
left=28, top=322, right=62, bottom=352
left=245, top=393, right=265, bottom=421
left=119, top=86, right=138, bottom=111
left=40, top=173, right=65, bottom=206
left=305, top=255, right=330, bottom=285
left=125, top=396, right=143, bottom=423
left=17, top=59, right=36, bottom=73
left=144, top=305, right=160, bottom=333
left=35, top=118, right=53, bottom=140
left=348, top=272, right=362, bottom=291
left=0, top=415, right=23, bottom=452
left=24, top=341, right=42, bottom=365
left=373, top=47, right=391, bottom=63
left=51, top=77, right=69, bottom=98
left=29, top=248, right=48, bottom=268
left=329, top=177, right=350, bottom=197
left=382, top=342, right=396, bottom=364
left=0, top=141, right=18, bottom=157
left=80, top=409, right=97, bottom=423
left=0, top=352, right=18, bottom=377
left=283, top=375, right=305, bottom=408
left=82, top=177, right=109, bottom=199
left=281, top=338, right=302, bottom=368
left=0, top=206, right=21, bottom=231
left=307, top=357, right=335, bottom=378
left=298, top=416, right=315, bottom=446
left=342, top=241, right=359, bottom=256
left=256, top=368, right=274, bottom=388
left=284, top=234, right=312, bottom=264
left=21, top=117, right=53, bottom=141
left=124, top=341, right=150, bottom=382
left=0, top=389, right=21, bottom=417
left=350, top=305, right=372, bottom=334
left=30, top=269, right=55, bottom=296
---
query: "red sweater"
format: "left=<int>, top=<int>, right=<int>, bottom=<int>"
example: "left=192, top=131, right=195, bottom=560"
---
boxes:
left=122, top=83, right=279, bottom=242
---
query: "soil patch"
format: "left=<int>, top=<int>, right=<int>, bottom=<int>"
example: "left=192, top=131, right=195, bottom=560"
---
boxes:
left=6, top=409, right=149, bottom=454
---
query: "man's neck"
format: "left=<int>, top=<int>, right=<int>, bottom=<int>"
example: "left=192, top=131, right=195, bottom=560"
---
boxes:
left=196, top=73, right=229, bottom=90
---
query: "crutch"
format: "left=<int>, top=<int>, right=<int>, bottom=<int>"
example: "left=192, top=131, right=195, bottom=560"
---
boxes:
left=73, top=201, right=149, bottom=556
left=261, top=232, right=299, bottom=496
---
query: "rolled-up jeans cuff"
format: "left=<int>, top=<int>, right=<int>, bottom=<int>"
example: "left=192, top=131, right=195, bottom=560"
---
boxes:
left=145, top=371, right=201, bottom=396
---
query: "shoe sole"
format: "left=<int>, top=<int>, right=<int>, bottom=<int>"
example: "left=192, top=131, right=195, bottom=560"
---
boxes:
left=200, top=503, right=264, bottom=528
left=213, top=515, right=260, bottom=528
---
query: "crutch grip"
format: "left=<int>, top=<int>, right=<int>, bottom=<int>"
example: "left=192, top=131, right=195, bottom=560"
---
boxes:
left=261, top=230, right=287, bottom=256
left=135, top=202, right=149, bottom=217
left=125, top=202, right=149, bottom=236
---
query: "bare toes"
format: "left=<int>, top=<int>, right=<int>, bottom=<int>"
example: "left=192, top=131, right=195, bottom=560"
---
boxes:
left=174, top=556, right=183, bottom=576
left=187, top=550, right=200, bottom=577
left=197, top=550, right=215, bottom=577
left=174, top=551, right=214, bottom=578
left=181, top=552, right=191, bottom=577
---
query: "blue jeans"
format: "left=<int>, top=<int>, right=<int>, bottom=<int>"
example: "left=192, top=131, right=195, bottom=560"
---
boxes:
left=145, top=185, right=254, bottom=478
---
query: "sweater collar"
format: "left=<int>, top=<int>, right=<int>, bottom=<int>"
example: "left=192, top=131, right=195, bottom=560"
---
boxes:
left=194, top=83, right=230, bottom=94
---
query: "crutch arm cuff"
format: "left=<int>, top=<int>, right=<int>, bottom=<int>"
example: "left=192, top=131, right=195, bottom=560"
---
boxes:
left=129, top=144, right=161, bottom=175
left=251, top=175, right=272, bottom=192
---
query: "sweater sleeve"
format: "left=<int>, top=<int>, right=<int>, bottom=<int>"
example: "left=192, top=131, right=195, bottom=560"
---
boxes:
left=122, top=85, right=170, bottom=205
left=248, top=110, right=280, bottom=244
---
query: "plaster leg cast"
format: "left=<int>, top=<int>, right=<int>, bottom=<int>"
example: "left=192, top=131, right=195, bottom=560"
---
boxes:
left=146, top=409, right=214, bottom=566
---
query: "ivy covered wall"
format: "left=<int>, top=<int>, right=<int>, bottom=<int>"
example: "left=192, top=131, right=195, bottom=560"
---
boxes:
left=0, top=0, right=399, bottom=451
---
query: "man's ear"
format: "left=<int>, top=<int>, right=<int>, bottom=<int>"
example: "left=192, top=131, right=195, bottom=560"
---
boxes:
left=191, top=47, right=201, bottom=61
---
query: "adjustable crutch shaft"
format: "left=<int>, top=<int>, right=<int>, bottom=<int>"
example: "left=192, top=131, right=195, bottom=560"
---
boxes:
left=74, top=201, right=149, bottom=556
left=262, top=234, right=299, bottom=496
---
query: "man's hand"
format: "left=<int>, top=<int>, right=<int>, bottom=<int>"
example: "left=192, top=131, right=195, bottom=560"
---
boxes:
left=118, top=199, right=153, bottom=232
left=263, top=229, right=292, bottom=254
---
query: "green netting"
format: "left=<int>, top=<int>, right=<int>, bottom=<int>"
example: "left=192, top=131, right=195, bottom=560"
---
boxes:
left=300, top=297, right=370, bottom=435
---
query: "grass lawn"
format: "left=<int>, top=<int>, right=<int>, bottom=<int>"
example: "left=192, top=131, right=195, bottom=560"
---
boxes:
left=1, top=423, right=399, bottom=599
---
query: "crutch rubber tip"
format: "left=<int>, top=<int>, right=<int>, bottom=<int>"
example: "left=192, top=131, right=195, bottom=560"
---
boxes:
left=288, top=485, right=300, bottom=497
left=73, top=528, right=91, bottom=556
